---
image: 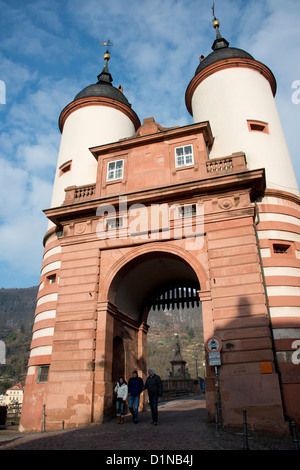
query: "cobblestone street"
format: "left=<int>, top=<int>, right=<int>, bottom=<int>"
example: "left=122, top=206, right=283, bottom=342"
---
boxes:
left=0, top=396, right=296, bottom=454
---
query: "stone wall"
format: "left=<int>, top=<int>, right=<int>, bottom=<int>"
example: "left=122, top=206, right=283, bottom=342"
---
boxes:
left=160, top=379, right=201, bottom=402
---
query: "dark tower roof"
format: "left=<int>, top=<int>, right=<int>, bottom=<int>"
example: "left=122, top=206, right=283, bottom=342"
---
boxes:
left=194, top=18, right=254, bottom=76
left=74, top=51, right=132, bottom=108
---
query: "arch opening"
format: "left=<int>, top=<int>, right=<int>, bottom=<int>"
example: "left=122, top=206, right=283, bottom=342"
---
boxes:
left=108, top=251, right=201, bottom=323
left=107, top=250, right=205, bottom=388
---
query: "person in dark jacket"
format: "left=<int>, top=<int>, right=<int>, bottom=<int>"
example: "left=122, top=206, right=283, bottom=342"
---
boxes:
left=128, top=370, right=144, bottom=424
left=144, top=368, right=162, bottom=425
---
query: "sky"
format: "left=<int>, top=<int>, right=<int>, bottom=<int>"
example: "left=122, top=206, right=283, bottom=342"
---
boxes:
left=0, top=0, right=299, bottom=289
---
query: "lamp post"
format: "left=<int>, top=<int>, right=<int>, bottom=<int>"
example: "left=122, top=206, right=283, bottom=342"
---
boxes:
left=194, top=354, right=198, bottom=379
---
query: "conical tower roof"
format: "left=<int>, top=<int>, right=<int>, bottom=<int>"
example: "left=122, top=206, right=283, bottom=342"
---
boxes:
left=74, top=50, right=132, bottom=108
left=194, top=18, right=254, bottom=76
left=186, top=16, right=277, bottom=116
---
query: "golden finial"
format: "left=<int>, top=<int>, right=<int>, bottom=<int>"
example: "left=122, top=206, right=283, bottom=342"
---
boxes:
left=100, top=40, right=113, bottom=62
left=212, top=2, right=220, bottom=28
left=213, top=19, right=220, bottom=28
left=103, top=51, right=110, bottom=62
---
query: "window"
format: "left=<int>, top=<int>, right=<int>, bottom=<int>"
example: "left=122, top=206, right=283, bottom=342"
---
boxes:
left=175, top=145, right=194, bottom=168
left=273, top=243, right=291, bottom=255
left=178, top=204, right=197, bottom=218
left=47, top=274, right=56, bottom=284
left=106, top=217, right=123, bottom=230
left=247, top=120, right=269, bottom=134
left=59, top=160, right=72, bottom=176
left=270, top=241, right=295, bottom=257
left=37, top=365, right=50, bottom=383
left=107, top=159, right=124, bottom=181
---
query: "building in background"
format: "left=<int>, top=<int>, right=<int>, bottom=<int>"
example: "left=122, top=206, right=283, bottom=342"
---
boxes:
left=0, top=382, right=23, bottom=410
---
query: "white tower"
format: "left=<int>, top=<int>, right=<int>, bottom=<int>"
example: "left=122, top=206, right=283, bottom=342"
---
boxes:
left=49, top=50, right=140, bottom=213
left=20, top=53, right=140, bottom=434
left=186, top=17, right=300, bottom=425
left=186, top=18, right=299, bottom=197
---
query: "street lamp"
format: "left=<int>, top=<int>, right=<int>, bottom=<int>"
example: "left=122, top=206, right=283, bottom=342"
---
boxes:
left=194, top=354, right=198, bottom=378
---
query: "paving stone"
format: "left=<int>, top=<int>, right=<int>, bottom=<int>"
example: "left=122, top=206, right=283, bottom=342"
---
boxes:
left=0, top=396, right=295, bottom=451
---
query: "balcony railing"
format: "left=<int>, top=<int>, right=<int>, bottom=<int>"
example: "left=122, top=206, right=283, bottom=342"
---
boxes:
left=206, top=153, right=247, bottom=175
left=64, top=184, right=96, bottom=205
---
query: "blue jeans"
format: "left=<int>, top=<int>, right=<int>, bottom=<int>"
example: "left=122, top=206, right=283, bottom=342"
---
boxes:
left=116, top=399, right=126, bottom=416
left=128, top=395, right=140, bottom=422
left=148, top=394, right=158, bottom=423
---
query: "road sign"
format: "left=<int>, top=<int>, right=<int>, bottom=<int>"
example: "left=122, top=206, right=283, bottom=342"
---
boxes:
left=205, top=336, right=222, bottom=353
left=208, top=351, right=221, bottom=366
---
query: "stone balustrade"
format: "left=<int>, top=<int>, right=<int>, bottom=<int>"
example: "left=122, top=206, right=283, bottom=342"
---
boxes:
left=206, top=152, right=247, bottom=174
left=64, top=184, right=96, bottom=205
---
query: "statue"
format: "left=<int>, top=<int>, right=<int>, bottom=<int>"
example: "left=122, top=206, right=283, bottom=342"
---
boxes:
left=170, top=335, right=187, bottom=379
left=174, top=334, right=182, bottom=359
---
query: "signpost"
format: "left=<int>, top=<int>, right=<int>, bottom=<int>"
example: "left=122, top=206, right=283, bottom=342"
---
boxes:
left=205, top=336, right=222, bottom=366
left=205, top=336, right=223, bottom=427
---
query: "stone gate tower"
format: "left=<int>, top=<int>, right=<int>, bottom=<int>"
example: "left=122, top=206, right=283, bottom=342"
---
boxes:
left=20, top=20, right=300, bottom=433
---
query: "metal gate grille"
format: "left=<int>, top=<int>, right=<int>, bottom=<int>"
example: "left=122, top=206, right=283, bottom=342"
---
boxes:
left=146, top=282, right=200, bottom=311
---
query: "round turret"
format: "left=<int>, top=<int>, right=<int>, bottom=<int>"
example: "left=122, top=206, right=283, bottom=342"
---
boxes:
left=49, top=52, right=140, bottom=214
left=185, top=19, right=298, bottom=196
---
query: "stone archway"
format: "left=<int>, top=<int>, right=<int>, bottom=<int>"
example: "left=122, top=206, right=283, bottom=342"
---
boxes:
left=96, top=246, right=211, bottom=420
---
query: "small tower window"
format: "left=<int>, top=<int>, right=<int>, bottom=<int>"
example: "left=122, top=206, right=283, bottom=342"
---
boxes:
left=107, top=159, right=124, bottom=181
left=175, top=145, right=194, bottom=168
left=59, top=160, right=72, bottom=176
left=37, top=365, right=50, bottom=383
left=272, top=243, right=292, bottom=255
left=47, top=274, right=56, bottom=284
left=247, top=120, right=269, bottom=134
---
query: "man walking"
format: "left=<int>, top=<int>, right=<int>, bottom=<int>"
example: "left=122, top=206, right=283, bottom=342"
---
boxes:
left=144, top=368, right=162, bottom=425
left=128, top=370, right=144, bottom=424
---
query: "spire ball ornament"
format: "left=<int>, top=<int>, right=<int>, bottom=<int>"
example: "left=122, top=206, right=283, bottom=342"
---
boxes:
left=100, top=40, right=113, bottom=64
left=103, top=51, right=110, bottom=62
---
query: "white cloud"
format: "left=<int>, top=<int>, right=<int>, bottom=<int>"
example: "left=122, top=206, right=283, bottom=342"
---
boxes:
left=21, top=136, right=58, bottom=174
left=0, top=154, right=51, bottom=286
left=0, top=158, right=28, bottom=219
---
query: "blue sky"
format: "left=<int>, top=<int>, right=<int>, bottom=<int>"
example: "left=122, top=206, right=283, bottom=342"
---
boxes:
left=0, top=0, right=299, bottom=288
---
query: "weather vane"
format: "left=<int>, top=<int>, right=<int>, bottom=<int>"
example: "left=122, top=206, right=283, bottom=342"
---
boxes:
left=212, top=2, right=217, bottom=21
left=100, top=40, right=113, bottom=64
left=212, top=2, right=220, bottom=30
left=100, top=40, right=113, bottom=53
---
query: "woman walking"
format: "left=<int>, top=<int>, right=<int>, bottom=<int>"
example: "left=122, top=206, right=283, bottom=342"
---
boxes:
left=114, top=376, right=128, bottom=424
